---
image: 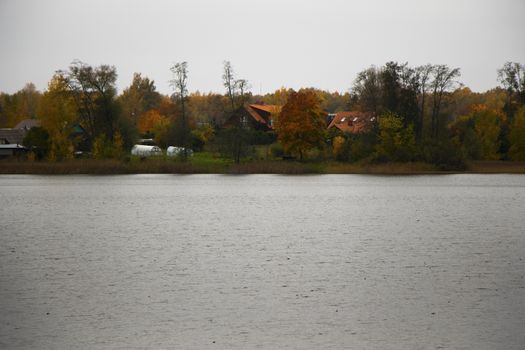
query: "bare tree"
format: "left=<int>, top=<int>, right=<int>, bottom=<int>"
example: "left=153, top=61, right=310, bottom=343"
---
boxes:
left=498, top=62, right=524, bottom=95
left=352, top=66, right=382, bottom=115
left=414, top=64, right=433, bottom=141
left=170, top=61, right=191, bottom=159
left=498, top=62, right=525, bottom=117
left=223, top=61, right=236, bottom=112
left=429, top=65, right=461, bottom=138
left=222, top=61, right=250, bottom=111
left=220, top=61, right=252, bottom=163
left=235, top=78, right=251, bottom=107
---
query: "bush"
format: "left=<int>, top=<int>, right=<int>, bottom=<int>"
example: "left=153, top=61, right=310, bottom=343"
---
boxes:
left=270, top=142, right=284, bottom=158
left=92, top=132, right=124, bottom=159
left=422, top=139, right=466, bottom=171
left=23, top=127, right=50, bottom=160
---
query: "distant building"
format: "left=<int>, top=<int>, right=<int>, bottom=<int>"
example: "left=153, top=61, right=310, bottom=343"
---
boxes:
left=0, top=144, right=27, bottom=157
left=0, top=119, right=39, bottom=157
left=224, top=104, right=281, bottom=131
left=0, top=119, right=41, bottom=145
left=0, top=128, right=26, bottom=145
left=327, top=111, right=376, bottom=134
left=14, top=119, right=41, bottom=131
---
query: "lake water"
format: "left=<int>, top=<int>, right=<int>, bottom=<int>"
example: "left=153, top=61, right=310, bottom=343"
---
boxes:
left=1, top=174, right=524, bottom=349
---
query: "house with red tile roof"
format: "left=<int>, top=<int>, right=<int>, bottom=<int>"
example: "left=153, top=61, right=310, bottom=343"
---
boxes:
left=327, top=111, right=376, bottom=134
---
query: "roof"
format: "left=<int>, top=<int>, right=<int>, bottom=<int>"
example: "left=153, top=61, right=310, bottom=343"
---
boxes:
left=224, top=104, right=281, bottom=131
left=14, top=119, right=41, bottom=130
left=327, top=111, right=376, bottom=134
left=245, top=105, right=268, bottom=124
left=249, top=104, right=281, bottom=114
left=0, top=128, right=26, bottom=145
left=0, top=144, right=27, bottom=149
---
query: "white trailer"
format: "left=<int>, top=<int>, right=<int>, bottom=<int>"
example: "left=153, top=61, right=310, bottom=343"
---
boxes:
left=131, top=145, right=162, bottom=157
left=166, top=146, right=193, bottom=157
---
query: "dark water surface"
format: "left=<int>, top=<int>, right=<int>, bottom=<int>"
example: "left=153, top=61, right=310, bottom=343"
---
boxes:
left=1, top=174, right=524, bottom=349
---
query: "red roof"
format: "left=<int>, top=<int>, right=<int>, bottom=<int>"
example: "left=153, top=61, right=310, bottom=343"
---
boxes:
left=249, top=104, right=281, bottom=114
left=327, top=111, right=375, bottom=134
left=245, top=105, right=268, bottom=124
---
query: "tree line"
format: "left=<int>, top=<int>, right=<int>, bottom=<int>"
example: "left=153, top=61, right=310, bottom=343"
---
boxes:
left=0, top=60, right=524, bottom=167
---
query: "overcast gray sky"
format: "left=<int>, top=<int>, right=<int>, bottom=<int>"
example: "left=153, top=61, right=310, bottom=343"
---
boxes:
left=1, top=0, right=524, bottom=95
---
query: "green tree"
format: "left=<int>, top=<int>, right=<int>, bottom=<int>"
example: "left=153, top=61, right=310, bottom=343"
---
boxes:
left=375, top=112, right=416, bottom=161
left=23, top=126, right=50, bottom=160
left=275, top=90, right=325, bottom=160
left=450, top=115, right=481, bottom=159
left=509, top=106, right=525, bottom=160
left=60, top=61, right=119, bottom=143
left=352, top=66, right=382, bottom=114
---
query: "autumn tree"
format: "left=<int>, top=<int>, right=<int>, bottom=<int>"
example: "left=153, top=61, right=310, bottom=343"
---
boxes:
left=0, top=83, right=42, bottom=127
left=119, top=73, right=160, bottom=126
left=187, top=91, right=229, bottom=127
left=375, top=112, right=416, bottom=162
left=473, top=106, right=502, bottom=160
left=452, top=105, right=503, bottom=160
left=275, top=89, right=326, bottom=160
left=152, top=117, right=172, bottom=149
left=137, top=109, right=164, bottom=135
left=260, top=87, right=291, bottom=106
left=38, top=74, right=77, bottom=160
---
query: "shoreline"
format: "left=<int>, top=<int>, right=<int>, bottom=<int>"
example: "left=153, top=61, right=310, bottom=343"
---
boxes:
left=2, top=159, right=525, bottom=175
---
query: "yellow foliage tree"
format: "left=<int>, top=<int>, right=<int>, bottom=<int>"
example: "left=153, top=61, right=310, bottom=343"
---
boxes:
left=375, top=112, right=416, bottom=161
left=472, top=105, right=503, bottom=160
left=274, top=90, right=325, bottom=160
left=332, top=136, right=346, bottom=158
left=37, top=74, right=77, bottom=160
left=150, top=118, right=171, bottom=148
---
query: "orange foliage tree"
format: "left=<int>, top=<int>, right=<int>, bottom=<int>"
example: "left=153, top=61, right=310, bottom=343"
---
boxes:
left=137, top=110, right=164, bottom=135
left=274, top=90, right=326, bottom=160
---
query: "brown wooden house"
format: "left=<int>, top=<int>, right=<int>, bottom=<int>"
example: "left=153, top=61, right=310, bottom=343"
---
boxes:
left=224, top=104, right=281, bottom=131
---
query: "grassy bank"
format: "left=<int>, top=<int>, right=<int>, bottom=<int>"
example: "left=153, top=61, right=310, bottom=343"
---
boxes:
left=466, top=161, right=525, bottom=173
left=2, top=156, right=525, bottom=175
